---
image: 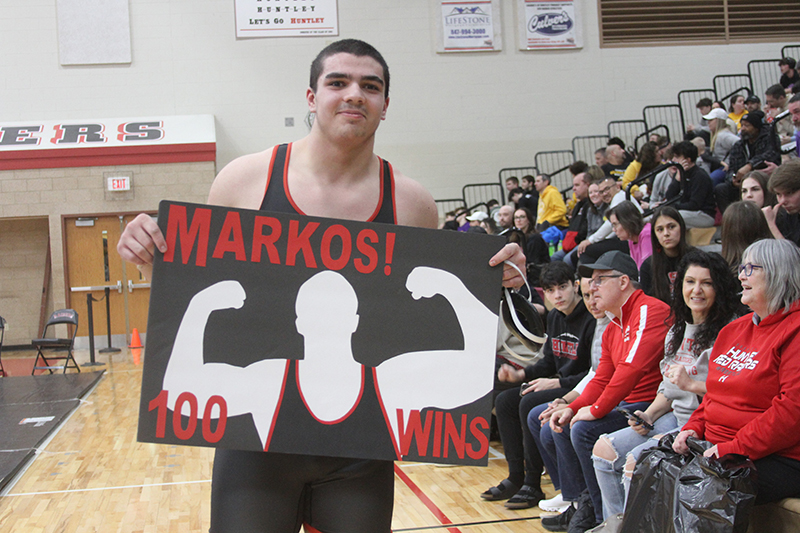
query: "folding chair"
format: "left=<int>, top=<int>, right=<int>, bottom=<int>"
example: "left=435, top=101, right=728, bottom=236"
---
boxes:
left=32, top=309, right=80, bottom=374
left=0, top=316, right=6, bottom=377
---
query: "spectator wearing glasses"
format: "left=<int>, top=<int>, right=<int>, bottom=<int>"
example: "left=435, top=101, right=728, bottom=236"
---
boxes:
left=539, top=251, right=670, bottom=532
left=673, top=239, right=800, bottom=507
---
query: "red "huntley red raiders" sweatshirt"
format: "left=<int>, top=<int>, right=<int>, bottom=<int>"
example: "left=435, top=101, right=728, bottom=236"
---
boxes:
left=682, top=301, right=800, bottom=461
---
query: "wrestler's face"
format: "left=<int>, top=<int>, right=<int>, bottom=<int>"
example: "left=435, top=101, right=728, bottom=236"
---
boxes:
left=307, top=53, right=389, bottom=141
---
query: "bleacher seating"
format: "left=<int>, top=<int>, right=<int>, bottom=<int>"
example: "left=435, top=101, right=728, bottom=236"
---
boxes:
left=435, top=43, right=800, bottom=216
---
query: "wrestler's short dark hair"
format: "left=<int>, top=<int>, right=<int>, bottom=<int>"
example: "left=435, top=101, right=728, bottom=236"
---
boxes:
left=309, top=39, right=390, bottom=97
left=539, top=262, right=576, bottom=290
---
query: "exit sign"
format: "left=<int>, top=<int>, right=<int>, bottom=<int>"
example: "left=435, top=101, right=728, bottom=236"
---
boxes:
left=108, top=176, right=130, bottom=191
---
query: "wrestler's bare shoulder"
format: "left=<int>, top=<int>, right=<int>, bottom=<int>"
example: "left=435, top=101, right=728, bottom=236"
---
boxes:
left=207, top=149, right=273, bottom=209
left=393, top=169, right=438, bottom=230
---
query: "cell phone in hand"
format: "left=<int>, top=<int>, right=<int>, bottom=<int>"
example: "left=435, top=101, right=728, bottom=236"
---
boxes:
left=615, top=407, right=654, bottom=430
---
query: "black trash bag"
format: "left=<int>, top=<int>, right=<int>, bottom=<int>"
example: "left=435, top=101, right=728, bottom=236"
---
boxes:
left=620, top=434, right=758, bottom=533
left=620, top=433, right=687, bottom=533
left=674, top=439, right=757, bottom=533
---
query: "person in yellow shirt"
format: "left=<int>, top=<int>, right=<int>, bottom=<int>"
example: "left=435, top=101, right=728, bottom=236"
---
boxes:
left=728, top=94, right=747, bottom=131
left=535, top=174, right=568, bottom=232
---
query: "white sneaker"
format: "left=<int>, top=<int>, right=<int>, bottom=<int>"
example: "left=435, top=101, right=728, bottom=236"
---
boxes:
left=538, top=493, right=570, bottom=513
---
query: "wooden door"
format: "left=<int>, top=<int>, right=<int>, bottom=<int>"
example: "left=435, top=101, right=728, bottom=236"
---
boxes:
left=64, top=214, right=152, bottom=340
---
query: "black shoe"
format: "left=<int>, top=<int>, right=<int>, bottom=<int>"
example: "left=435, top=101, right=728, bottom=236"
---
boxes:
left=567, top=491, right=600, bottom=533
left=504, top=485, right=545, bottom=509
left=480, top=478, right=520, bottom=501
left=541, top=503, right=576, bottom=532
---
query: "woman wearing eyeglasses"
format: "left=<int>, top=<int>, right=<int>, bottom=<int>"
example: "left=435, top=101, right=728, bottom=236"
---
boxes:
left=673, top=239, right=800, bottom=505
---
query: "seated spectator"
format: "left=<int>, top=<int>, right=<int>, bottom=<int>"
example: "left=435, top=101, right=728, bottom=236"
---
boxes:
left=702, top=107, right=739, bottom=185
left=532, top=275, right=610, bottom=515
left=573, top=177, right=642, bottom=266
left=686, top=97, right=713, bottom=136
left=535, top=174, right=569, bottom=232
left=789, top=93, right=800, bottom=159
left=620, top=142, right=659, bottom=200
left=745, top=94, right=761, bottom=113
left=715, top=110, right=781, bottom=215
left=721, top=200, right=773, bottom=271
left=483, top=263, right=594, bottom=510
left=495, top=204, right=515, bottom=234
left=510, top=186, right=537, bottom=215
left=592, top=250, right=739, bottom=521
left=537, top=252, right=670, bottom=532
left=602, top=144, right=628, bottom=180
left=480, top=216, right=498, bottom=235
left=455, top=207, right=469, bottom=232
left=673, top=239, right=800, bottom=507
left=441, top=210, right=458, bottom=230
left=690, top=136, right=723, bottom=180
left=728, top=94, right=747, bottom=131
left=779, top=57, right=800, bottom=92
left=639, top=207, right=695, bottom=302
left=644, top=146, right=677, bottom=210
left=514, top=207, right=551, bottom=281
left=595, top=148, right=608, bottom=168
left=586, top=182, right=608, bottom=232
left=764, top=159, right=800, bottom=245
left=555, top=172, right=593, bottom=262
left=607, top=201, right=652, bottom=268
left=466, top=210, right=488, bottom=228
left=740, top=170, right=777, bottom=208
left=506, top=175, right=520, bottom=194
left=765, top=83, right=796, bottom=146
left=665, top=141, right=716, bottom=228
left=565, top=161, right=590, bottom=212
left=487, top=199, right=501, bottom=219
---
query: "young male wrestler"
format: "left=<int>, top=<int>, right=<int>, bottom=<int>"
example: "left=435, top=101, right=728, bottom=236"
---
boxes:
left=117, top=39, right=525, bottom=533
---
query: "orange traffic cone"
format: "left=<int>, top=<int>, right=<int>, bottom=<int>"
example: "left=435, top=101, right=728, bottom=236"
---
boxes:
left=129, top=328, right=143, bottom=365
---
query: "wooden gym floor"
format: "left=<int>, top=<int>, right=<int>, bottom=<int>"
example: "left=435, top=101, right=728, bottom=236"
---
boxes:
left=0, top=348, right=554, bottom=533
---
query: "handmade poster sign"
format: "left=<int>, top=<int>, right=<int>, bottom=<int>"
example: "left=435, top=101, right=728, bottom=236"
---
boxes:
left=137, top=201, right=505, bottom=466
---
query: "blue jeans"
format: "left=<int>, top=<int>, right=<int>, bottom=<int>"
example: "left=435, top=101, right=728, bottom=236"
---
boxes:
left=592, top=412, right=678, bottom=518
left=528, top=402, right=565, bottom=492
left=548, top=401, right=650, bottom=522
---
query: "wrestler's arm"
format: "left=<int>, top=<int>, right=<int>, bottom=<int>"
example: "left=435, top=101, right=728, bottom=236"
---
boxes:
left=117, top=151, right=272, bottom=280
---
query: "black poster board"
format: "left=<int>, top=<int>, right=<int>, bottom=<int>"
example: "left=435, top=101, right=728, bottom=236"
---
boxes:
left=137, top=201, right=504, bottom=465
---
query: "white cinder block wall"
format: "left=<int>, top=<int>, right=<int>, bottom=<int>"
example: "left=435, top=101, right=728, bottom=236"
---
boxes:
left=1, top=1, right=792, bottom=201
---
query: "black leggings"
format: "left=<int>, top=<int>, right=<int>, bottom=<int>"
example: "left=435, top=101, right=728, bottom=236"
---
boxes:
left=753, top=454, right=800, bottom=505
left=210, top=449, right=394, bottom=533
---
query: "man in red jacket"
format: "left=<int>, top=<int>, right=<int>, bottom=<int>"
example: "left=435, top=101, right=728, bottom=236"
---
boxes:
left=541, top=251, right=670, bottom=533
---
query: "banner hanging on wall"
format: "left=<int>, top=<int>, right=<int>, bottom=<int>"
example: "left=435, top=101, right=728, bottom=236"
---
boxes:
left=137, top=201, right=505, bottom=466
left=518, top=0, right=582, bottom=50
left=438, top=1, right=501, bottom=53
left=234, top=0, right=338, bottom=38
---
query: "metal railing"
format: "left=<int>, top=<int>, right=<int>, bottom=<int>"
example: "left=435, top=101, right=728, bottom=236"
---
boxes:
left=608, top=120, right=647, bottom=151
left=747, top=59, right=782, bottom=102
left=463, top=183, right=503, bottom=211
left=572, top=134, right=609, bottom=165
left=677, top=88, right=716, bottom=133
left=643, top=104, right=684, bottom=143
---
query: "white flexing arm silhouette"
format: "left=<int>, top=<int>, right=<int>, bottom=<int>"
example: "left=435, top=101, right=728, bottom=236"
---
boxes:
left=375, top=266, right=498, bottom=455
left=163, top=280, right=288, bottom=449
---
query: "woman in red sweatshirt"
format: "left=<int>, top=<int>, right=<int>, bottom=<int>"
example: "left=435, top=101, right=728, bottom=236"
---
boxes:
left=674, top=239, right=800, bottom=504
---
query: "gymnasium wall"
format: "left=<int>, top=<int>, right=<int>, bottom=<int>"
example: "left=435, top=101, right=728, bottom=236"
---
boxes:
left=1, top=1, right=793, bottom=201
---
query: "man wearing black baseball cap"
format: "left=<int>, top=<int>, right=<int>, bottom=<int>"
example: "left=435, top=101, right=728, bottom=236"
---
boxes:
left=540, top=251, right=670, bottom=532
left=714, top=108, right=782, bottom=214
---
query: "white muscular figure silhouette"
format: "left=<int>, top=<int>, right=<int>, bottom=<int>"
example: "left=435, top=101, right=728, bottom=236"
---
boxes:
left=162, top=267, right=497, bottom=455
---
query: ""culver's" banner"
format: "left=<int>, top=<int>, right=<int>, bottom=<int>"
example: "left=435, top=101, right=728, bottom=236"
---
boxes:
left=137, top=201, right=505, bottom=465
